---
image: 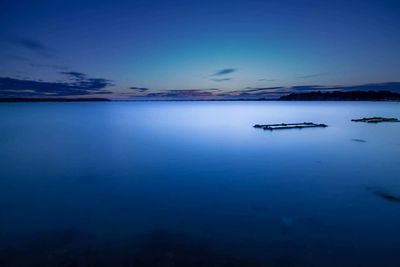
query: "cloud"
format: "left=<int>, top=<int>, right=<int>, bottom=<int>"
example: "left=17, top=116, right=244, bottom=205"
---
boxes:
left=140, top=89, right=220, bottom=99
left=258, top=78, right=276, bottom=82
left=30, top=63, right=68, bottom=70
left=242, top=87, right=285, bottom=93
left=212, top=68, right=237, bottom=76
left=129, top=87, right=149, bottom=92
left=297, top=73, right=328, bottom=79
left=127, top=82, right=400, bottom=100
left=210, top=78, right=231, bottom=82
left=61, top=71, right=87, bottom=80
left=15, top=39, right=49, bottom=51
left=9, top=37, right=54, bottom=58
left=0, top=73, right=114, bottom=97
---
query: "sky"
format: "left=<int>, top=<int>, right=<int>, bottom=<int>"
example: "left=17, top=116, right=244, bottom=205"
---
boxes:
left=0, top=0, right=399, bottom=99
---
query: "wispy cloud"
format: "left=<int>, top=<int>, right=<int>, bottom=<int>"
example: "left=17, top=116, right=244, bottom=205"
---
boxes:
left=258, top=78, right=276, bottom=82
left=129, top=87, right=149, bottom=92
left=61, top=71, right=87, bottom=80
left=15, top=39, right=49, bottom=51
left=9, top=37, right=55, bottom=58
left=210, top=78, right=231, bottom=82
left=138, top=89, right=220, bottom=99
left=297, top=73, right=328, bottom=79
left=30, top=63, right=68, bottom=70
left=212, top=68, right=237, bottom=76
left=134, top=82, right=400, bottom=100
left=242, top=87, right=285, bottom=93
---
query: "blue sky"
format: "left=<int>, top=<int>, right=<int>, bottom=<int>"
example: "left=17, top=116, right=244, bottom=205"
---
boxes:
left=0, top=0, right=399, bottom=99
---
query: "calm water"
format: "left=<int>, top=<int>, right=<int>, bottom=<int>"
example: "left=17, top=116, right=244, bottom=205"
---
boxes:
left=1, top=101, right=400, bottom=266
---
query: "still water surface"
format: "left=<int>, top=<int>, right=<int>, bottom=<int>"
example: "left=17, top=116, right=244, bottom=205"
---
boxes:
left=0, top=101, right=399, bottom=266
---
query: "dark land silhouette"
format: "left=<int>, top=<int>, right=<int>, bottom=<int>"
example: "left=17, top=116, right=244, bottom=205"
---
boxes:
left=279, top=90, right=400, bottom=101
left=0, top=98, right=111, bottom=102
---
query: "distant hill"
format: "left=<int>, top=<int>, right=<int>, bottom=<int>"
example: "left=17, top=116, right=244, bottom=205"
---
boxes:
left=279, top=90, right=400, bottom=101
left=0, top=98, right=111, bottom=102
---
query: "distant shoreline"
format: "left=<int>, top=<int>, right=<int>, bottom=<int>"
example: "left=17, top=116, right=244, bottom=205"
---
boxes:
left=1, top=99, right=399, bottom=103
left=1, top=91, right=400, bottom=102
left=0, top=98, right=111, bottom=102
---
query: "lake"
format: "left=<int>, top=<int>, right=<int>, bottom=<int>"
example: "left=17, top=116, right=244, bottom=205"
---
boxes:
left=0, top=101, right=400, bottom=266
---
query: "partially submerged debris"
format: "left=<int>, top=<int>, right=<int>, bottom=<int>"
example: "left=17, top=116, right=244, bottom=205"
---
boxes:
left=254, top=122, right=327, bottom=130
left=352, top=117, right=400, bottom=123
left=366, top=187, right=400, bottom=203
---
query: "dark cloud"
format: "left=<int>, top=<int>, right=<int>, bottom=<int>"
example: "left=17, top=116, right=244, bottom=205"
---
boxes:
left=210, top=78, right=231, bottom=82
left=0, top=73, right=114, bottom=97
left=61, top=71, right=87, bottom=80
left=297, top=73, right=328, bottom=79
left=212, top=68, right=237, bottom=76
left=258, top=78, right=276, bottom=82
left=129, top=87, right=149, bottom=92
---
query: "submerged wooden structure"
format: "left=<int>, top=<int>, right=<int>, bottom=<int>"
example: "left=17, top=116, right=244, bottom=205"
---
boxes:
left=254, top=122, right=327, bottom=130
left=351, top=117, right=400, bottom=123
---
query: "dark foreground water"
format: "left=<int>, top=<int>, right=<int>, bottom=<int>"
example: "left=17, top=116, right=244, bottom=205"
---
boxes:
left=0, top=101, right=400, bottom=266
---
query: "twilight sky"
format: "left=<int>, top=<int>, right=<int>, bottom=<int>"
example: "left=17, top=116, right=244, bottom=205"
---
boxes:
left=0, top=0, right=399, bottom=99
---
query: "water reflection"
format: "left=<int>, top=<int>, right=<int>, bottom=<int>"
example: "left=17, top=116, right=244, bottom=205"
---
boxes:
left=0, top=229, right=263, bottom=267
left=0, top=101, right=399, bottom=266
